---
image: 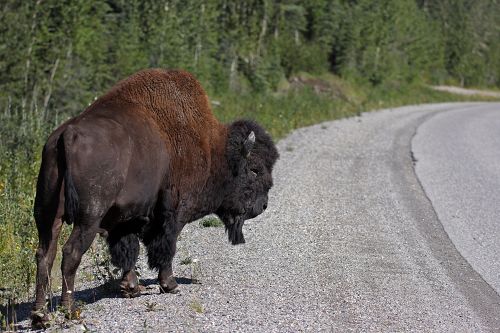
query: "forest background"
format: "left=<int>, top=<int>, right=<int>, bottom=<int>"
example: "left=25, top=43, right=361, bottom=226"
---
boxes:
left=1, top=0, right=499, bottom=306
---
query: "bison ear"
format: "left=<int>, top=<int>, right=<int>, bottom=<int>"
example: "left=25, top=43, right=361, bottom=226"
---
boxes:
left=242, top=131, right=255, bottom=158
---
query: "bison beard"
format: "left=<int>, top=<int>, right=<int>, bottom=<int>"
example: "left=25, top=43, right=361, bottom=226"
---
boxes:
left=225, top=215, right=246, bottom=245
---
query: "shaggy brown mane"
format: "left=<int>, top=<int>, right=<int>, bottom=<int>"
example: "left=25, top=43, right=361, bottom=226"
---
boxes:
left=95, top=69, right=227, bottom=190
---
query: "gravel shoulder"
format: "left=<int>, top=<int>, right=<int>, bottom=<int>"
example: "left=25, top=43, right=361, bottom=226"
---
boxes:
left=431, top=86, right=500, bottom=98
left=18, top=103, right=500, bottom=332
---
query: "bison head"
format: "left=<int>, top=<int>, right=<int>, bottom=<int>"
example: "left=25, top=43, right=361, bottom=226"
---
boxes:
left=217, top=120, right=279, bottom=245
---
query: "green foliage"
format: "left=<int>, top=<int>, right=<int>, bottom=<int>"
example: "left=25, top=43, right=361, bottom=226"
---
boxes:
left=189, top=299, right=204, bottom=313
left=0, top=107, right=47, bottom=297
left=334, top=0, right=440, bottom=85
left=420, top=0, right=500, bottom=86
left=180, top=257, right=193, bottom=266
left=199, top=216, right=224, bottom=228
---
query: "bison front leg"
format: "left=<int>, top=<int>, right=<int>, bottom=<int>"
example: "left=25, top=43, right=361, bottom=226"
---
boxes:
left=108, top=233, right=142, bottom=298
left=158, top=262, right=178, bottom=294
left=145, top=222, right=183, bottom=294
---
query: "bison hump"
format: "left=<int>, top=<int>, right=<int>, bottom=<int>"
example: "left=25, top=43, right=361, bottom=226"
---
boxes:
left=104, top=69, right=219, bottom=133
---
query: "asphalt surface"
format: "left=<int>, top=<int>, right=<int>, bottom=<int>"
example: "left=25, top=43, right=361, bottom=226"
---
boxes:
left=18, top=103, right=500, bottom=332
left=413, top=103, right=500, bottom=296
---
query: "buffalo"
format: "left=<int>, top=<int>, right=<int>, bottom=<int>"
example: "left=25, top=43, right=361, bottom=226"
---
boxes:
left=31, top=69, right=278, bottom=327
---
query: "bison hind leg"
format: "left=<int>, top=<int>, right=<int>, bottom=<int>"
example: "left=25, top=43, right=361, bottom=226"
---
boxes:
left=107, top=232, right=142, bottom=298
left=32, top=184, right=65, bottom=327
left=32, top=213, right=63, bottom=328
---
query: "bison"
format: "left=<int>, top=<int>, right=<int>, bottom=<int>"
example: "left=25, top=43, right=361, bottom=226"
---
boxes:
left=31, top=69, right=278, bottom=327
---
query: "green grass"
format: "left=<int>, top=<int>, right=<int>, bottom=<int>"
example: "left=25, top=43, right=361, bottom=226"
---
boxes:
left=144, top=301, right=160, bottom=312
left=0, top=74, right=498, bottom=308
left=199, top=216, right=224, bottom=228
left=0, top=128, right=43, bottom=299
left=213, top=78, right=497, bottom=140
left=180, top=257, right=193, bottom=266
left=189, top=300, right=204, bottom=314
left=214, top=87, right=352, bottom=139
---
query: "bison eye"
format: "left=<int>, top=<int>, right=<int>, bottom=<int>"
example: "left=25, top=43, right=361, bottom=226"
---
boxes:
left=249, top=169, right=258, bottom=177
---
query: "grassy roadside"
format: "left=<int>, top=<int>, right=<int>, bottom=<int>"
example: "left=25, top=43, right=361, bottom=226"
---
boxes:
left=0, top=73, right=498, bottom=312
left=214, top=75, right=498, bottom=140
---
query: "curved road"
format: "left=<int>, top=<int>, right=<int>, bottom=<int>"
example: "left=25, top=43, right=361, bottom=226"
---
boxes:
left=413, top=104, right=500, bottom=296
left=20, top=103, right=500, bottom=332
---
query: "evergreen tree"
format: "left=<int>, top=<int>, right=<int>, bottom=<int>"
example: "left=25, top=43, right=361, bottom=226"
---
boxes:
left=0, top=0, right=499, bottom=114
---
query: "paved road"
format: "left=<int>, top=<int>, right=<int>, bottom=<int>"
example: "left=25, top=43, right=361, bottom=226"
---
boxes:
left=20, top=103, right=500, bottom=332
left=413, top=103, right=500, bottom=296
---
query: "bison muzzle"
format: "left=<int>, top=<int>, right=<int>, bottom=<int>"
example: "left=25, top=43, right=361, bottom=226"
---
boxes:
left=31, top=69, right=278, bottom=328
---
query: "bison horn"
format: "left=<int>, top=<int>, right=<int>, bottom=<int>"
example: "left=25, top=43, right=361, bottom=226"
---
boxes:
left=243, top=131, right=255, bottom=157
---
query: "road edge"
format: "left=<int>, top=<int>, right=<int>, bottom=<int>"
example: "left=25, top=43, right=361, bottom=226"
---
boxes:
left=405, top=105, right=500, bottom=331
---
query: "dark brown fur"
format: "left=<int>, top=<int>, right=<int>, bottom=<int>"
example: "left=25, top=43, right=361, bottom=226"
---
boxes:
left=31, top=69, right=278, bottom=328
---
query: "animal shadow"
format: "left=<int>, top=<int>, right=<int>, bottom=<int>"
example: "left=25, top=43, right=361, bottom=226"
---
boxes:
left=2, top=276, right=194, bottom=327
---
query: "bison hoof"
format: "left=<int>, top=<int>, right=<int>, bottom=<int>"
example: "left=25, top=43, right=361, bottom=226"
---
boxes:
left=120, top=280, right=144, bottom=298
left=120, top=270, right=143, bottom=298
left=121, top=285, right=144, bottom=298
left=159, top=276, right=179, bottom=294
left=159, top=285, right=179, bottom=294
left=31, top=310, right=50, bottom=329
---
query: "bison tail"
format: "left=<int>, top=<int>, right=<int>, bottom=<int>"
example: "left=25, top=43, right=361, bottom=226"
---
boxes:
left=61, top=127, right=79, bottom=225
left=64, top=168, right=79, bottom=225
